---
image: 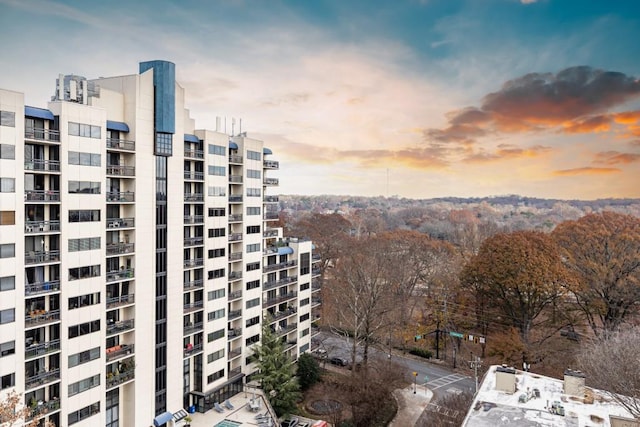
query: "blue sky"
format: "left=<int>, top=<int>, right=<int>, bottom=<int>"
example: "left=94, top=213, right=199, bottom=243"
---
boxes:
left=1, top=0, right=639, bottom=199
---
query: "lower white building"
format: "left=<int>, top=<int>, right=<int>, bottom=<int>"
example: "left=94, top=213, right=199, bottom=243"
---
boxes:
left=0, top=61, right=322, bottom=427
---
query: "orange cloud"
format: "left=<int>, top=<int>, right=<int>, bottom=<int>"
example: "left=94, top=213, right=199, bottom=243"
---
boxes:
left=612, top=110, right=640, bottom=125
left=562, top=115, right=612, bottom=134
left=463, top=144, right=552, bottom=163
left=593, top=151, right=640, bottom=165
left=553, top=167, right=621, bottom=176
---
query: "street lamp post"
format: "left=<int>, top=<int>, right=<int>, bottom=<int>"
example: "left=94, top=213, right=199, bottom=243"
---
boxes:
left=413, top=371, right=417, bottom=394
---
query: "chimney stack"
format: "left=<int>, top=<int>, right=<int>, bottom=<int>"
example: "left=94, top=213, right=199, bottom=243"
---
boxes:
left=563, top=369, right=585, bottom=397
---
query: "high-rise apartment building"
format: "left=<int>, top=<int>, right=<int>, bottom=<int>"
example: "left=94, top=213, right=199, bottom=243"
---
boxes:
left=0, top=61, right=321, bottom=427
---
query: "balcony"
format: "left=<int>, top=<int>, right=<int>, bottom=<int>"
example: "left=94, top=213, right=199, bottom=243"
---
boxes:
left=184, top=322, right=203, bottom=335
left=106, top=293, right=135, bottom=309
left=184, top=171, right=204, bottom=181
left=25, top=250, right=60, bottom=265
left=263, top=160, right=279, bottom=169
left=263, top=260, right=297, bottom=273
left=27, top=398, right=60, bottom=421
left=24, top=128, right=60, bottom=143
left=106, top=268, right=134, bottom=283
left=105, top=344, right=134, bottom=362
left=228, top=271, right=242, bottom=282
left=229, top=195, right=243, bottom=203
left=263, top=195, right=279, bottom=203
left=270, top=307, right=297, bottom=322
left=25, top=220, right=61, bottom=234
left=25, top=310, right=60, bottom=328
left=227, top=328, right=242, bottom=340
left=312, top=254, right=321, bottom=262
left=263, top=212, right=279, bottom=221
left=183, top=215, right=204, bottom=224
left=263, top=292, right=297, bottom=308
left=229, top=155, right=243, bottom=164
left=184, top=236, right=204, bottom=247
left=228, top=348, right=242, bottom=359
left=229, top=214, right=243, bottom=223
left=184, top=258, right=204, bottom=268
left=106, top=191, right=135, bottom=203
left=25, top=368, right=60, bottom=390
left=25, top=339, right=61, bottom=360
left=183, top=342, right=203, bottom=357
left=263, top=177, right=279, bottom=186
left=106, top=217, right=135, bottom=229
left=25, top=190, right=60, bottom=202
left=106, top=242, right=135, bottom=256
left=184, top=279, right=204, bottom=291
left=263, top=276, right=297, bottom=291
left=228, top=310, right=242, bottom=320
left=312, top=297, right=322, bottom=307
left=263, top=229, right=279, bottom=238
left=184, top=148, right=204, bottom=159
left=25, top=280, right=60, bottom=296
left=229, top=366, right=242, bottom=379
left=106, top=369, right=135, bottom=389
left=228, top=289, right=242, bottom=301
left=184, top=193, right=204, bottom=202
left=106, top=138, right=135, bottom=151
left=277, top=323, right=297, bottom=336
left=106, top=165, right=135, bottom=177
left=229, top=233, right=242, bottom=242
left=229, top=175, right=243, bottom=184
left=312, top=279, right=322, bottom=291
left=228, top=252, right=242, bottom=262
left=183, top=301, right=204, bottom=313
left=312, top=268, right=321, bottom=277
left=106, top=319, right=135, bottom=336
left=24, top=159, right=60, bottom=172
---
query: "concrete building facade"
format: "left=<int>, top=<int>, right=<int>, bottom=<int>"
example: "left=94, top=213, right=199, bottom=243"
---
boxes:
left=0, top=60, right=321, bottom=427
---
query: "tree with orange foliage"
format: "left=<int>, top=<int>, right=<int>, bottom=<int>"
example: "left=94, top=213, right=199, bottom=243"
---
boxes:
left=553, top=211, right=640, bottom=336
left=460, top=231, right=567, bottom=344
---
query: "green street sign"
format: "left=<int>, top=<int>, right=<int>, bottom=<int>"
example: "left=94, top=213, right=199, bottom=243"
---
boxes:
left=449, top=331, right=464, bottom=338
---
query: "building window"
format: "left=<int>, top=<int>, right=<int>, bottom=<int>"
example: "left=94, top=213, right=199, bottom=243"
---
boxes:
left=246, top=243, right=260, bottom=253
left=300, top=282, right=310, bottom=291
left=68, top=151, right=101, bottom=166
left=245, top=334, right=260, bottom=345
left=247, top=207, right=261, bottom=216
left=68, top=237, right=100, bottom=252
left=207, top=309, right=225, bottom=321
left=1, top=373, right=15, bottom=390
left=207, top=369, right=224, bottom=384
left=0, top=244, right=15, bottom=259
left=69, top=347, right=100, bottom=367
left=246, top=225, right=260, bottom=234
left=208, top=228, right=225, bottom=238
left=246, top=262, right=260, bottom=272
left=247, top=187, right=261, bottom=197
left=68, top=402, right=100, bottom=425
left=68, top=320, right=101, bottom=339
left=0, top=211, right=15, bottom=225
left=208, top=269, right=225, bottom=279
left=246, top=316, right=259, bottom=327
left=68, top=374, right=100, bottom=397
left=300, top=343, right=309, bottom=353
left=300, top=313, right=310, bottom=322
left=69, top=293, right=101, bottom=310
left=207, top=329, right=225, bottom=342
left=208, top=208, right=225, bottom=217
left=246, top=298, right=260, bottom=309
left=69, top=122, right=101, bottom=138
left=208, top=248, right=225, bottom=259
left=247, top=150, right=261, bottom=161
left=0, top=276, right=15, bottom=292
left=69, top=210, right=100, bottom=222
left=208, top=144, right=225, bottom=156
left=247, top=169, right=261, bottom=179
left=207, top=349, right=225, bottom=363
left=69, top=180, right=101, bottom=194
left=0, top=341, right=15, bottom=358
left=208, top=166, right=226, bottom=176
left=0, top=144, right=15, bottom=159
left=208, top=186, right=226, bottom=197
left=301, top=253, right=310, bottom=275
left=0, top=309, right=15, bottom=324
left=155, top=132, right=173, bottom=156
left=300, top=298, right=310, bottom=306
left=0, top=111, right=15, bottom=127
left=246, top=280, right=260, bottom=290
left=208, top=289, right=225, bottom=300
left=300, top=328, right=310, bottom=337
left=0, top=178, right=15, bottom=193
left=69, top=265, right=100, bottom=281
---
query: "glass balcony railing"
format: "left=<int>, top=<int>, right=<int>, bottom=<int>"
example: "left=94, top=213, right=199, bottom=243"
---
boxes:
left=106, top=138, right=135, bottom=151
left=106, top=319, right=135, bottom=336
left=106, top=165, right=135, bottom=177
left=25, top=190, right=60, bottom=202
left=25, top=369, right=60, bottom=390
left=106, top=217, right=135, bottom=229
left=24, top=159, right=60, bottom=172
left=183, top=279, right=204, bottom=291
left=25, top=339, right=61, bottom=360
left=184, top=149, right=204, bottom=159
left=106, top=294, right=135, bottom=309
left=184, top=171, right=204, bottom=180
left=25, top=310, right=61, bottom=328
left=183, top=258, right=204, bottom=268
left=106, top=242, right=135, bottom=256
left=106, top=191, right=135, bottom=203
left=263, top=160, right=279, bottom=169
left=106, top=268, right=134, bottom=282
left=25, top=250, right=60, bottom=265
left=105, top=344, right=134, bottom=362
left=229, top=155, right=243, bottom=164
left=183, top=215, right=204, bottom=224
left=24, top=128, right=60, bottom=142
left=106, top=369, right=135, bottom=389
left=183, top=301, right=203, bottom=313
left=25, top=220, right=60, bottom=234
left=25, top=280, right=60, bottom=296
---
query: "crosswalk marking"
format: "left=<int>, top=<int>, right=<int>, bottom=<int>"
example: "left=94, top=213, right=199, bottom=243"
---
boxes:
left=425, top=373, right=469, bottom=390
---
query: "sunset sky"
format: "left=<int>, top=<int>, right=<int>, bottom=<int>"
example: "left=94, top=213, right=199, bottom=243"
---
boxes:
left=1, top=0, right=639, bottom=199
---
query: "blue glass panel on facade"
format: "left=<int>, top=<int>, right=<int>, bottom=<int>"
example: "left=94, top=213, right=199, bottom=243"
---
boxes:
left=139, top=60, right=175, bottom=134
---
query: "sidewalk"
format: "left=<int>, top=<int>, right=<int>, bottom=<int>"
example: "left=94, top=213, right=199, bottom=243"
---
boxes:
left=389, top=384, right=433, bottom=427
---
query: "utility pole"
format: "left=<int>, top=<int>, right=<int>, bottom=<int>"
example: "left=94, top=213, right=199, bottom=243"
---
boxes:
left=469, top=352, right=482, bottom=393
left=435, top=319, right=440, bottom=360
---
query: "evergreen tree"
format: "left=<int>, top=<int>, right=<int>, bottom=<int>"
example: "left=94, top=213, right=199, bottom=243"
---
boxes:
left=297, top=353, right=321, bottom=390
left=251, top=316, right=301, bottom=416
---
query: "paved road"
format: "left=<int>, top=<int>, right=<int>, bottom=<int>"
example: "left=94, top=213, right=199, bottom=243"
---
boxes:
left=315, top=332, right=476, bottom=395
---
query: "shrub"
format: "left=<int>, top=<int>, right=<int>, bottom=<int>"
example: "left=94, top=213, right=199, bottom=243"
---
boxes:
left=409, top=348, right=433, bottom=359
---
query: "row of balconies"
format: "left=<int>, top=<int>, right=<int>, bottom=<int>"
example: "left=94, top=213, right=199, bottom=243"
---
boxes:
left=263, top=276, right=297, bottom=291
left=263, top=259, right=297, bottom=273
left=263, top=292, right=297, bottom=308
left=25, top=339, right=61, bottom=360
left=106, top=268, right=134, bottom=283
left=25, top=310, right=60, bottom=328
left=25, top=280, right=60, bottom=296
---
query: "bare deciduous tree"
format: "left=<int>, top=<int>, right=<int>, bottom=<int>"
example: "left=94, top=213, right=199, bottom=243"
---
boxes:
left=0, top=391, right=55, bottom=427
left=576, top=328, right=640, bottom=419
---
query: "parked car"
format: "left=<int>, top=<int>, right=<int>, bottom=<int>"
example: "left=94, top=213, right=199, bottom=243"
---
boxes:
left=281, top=417, right=299, bottom=427
left=329, top=356, right=348, bottom=366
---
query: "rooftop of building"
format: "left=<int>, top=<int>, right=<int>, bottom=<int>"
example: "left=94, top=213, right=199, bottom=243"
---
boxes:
left=463, top=365, right=636, bottom=427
